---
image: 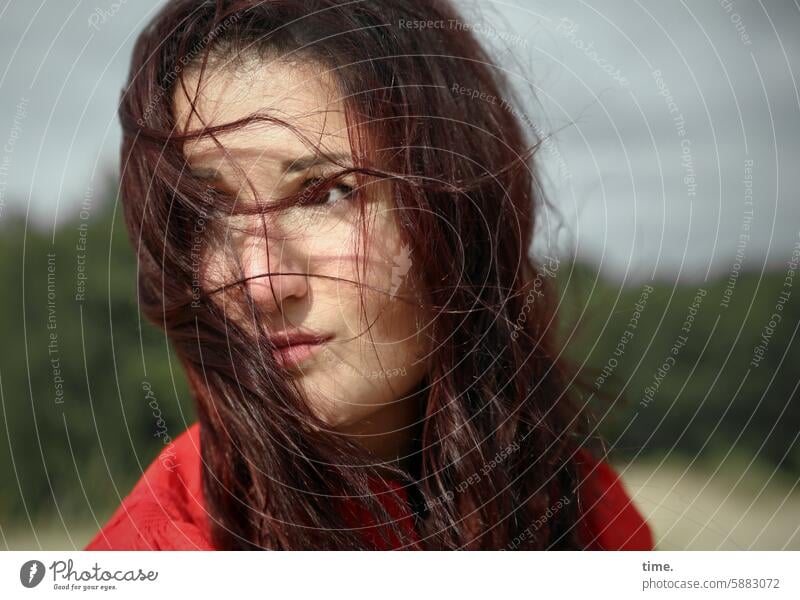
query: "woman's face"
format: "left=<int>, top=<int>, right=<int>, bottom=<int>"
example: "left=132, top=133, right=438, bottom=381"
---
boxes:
left=173, top=57, right=429, bottom=431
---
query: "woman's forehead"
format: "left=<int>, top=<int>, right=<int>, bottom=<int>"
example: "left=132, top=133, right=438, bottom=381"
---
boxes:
left=172, top=58, right=353, bottom=169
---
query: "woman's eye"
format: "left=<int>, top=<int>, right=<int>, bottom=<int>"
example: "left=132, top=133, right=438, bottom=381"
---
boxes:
left=301, top=177, right=354, bottom=206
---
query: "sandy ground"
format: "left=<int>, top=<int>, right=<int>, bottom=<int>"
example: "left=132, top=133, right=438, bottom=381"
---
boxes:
left=618, top=460, right=800, bottom=550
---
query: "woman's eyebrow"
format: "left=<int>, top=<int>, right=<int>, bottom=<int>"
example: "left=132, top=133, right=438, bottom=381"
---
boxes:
left=282, top=152, right=352, bottom=173
left=186, top=151, right=353, bottom=182
left=189, top=167, right=220, bottom=181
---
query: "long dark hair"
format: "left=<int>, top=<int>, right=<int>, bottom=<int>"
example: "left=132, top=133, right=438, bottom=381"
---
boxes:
left=120, top=0, right=595, bottom=549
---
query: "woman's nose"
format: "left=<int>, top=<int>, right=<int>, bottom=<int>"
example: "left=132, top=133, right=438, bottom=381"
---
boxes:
left=240, top=233, right=308, bottom=311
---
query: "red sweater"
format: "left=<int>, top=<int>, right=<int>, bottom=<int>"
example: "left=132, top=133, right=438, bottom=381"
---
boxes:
left=85, top=423, right=654, bottom=550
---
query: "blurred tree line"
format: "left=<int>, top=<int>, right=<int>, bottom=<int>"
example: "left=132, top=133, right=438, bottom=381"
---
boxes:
left=0, top=179, right=193, bottom=533
left=558, top=258, right=799, bottom=480
left=0, top=182, right=797, bottom=530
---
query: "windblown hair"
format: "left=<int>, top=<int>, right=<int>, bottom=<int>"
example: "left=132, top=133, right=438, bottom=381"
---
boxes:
left=120, top=0, right=596, bottom=549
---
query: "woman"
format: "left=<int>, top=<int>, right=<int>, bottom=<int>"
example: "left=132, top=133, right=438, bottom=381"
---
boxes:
left=86, top=0, right=653, bottom=550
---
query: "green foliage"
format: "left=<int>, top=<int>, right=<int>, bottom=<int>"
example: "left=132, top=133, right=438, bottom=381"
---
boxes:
left=0, top=185, right=193, bottom=527
left=555, top=261, right=799, bottom=475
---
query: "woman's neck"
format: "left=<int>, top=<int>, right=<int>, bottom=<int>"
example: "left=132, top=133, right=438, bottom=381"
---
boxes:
left=336, top=385, right=425, bottom=475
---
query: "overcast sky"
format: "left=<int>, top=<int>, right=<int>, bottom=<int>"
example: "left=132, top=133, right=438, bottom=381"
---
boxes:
left=0, top=0, right=797, bottom=282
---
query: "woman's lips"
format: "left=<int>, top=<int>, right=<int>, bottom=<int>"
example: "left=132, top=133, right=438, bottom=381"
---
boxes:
left=269, top=332, right=331, bottom=369
left=272, top=342, right=327, bottom=368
